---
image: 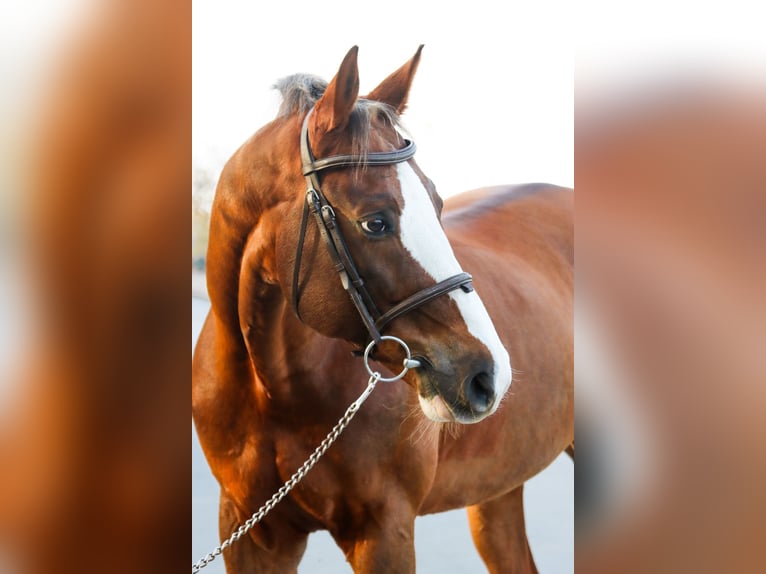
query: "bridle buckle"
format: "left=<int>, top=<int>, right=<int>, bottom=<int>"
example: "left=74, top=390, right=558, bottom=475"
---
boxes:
left=321, top=205, right=336, bottom=227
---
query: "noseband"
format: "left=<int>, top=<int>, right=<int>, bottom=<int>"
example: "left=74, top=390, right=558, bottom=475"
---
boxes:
left=292, top=107, right=474, bottom=346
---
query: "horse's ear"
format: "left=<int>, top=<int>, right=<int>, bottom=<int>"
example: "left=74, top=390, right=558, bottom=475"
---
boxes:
left=311, top=46, right=360, bottom=141
left=366, top=45, right=423, bottom=114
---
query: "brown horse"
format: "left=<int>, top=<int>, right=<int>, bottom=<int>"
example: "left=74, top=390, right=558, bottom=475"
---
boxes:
left=192, top=46, right=573, bottom=573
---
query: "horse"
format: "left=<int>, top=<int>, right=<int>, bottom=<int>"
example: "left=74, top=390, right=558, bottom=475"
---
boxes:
left=192, top=46, right=573, bottom=573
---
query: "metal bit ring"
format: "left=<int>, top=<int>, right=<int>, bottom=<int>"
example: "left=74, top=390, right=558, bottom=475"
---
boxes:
left=363, top=335, right=417, bottom=382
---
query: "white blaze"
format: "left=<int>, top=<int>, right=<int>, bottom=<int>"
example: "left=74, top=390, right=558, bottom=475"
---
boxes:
left=396, top=162, right=512, bottom=413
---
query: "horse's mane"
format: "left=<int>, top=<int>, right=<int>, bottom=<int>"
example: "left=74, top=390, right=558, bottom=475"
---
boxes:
left=274, top=74, right=403, bottom=159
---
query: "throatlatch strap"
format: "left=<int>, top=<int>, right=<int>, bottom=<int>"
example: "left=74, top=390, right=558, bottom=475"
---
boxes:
left=291, top=198, right=312, bottom=321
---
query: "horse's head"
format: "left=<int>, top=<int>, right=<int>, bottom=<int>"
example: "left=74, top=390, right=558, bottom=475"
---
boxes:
left=267, top=47, right=511, bottom=423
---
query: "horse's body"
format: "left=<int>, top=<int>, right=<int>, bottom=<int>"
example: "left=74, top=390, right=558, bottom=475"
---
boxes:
left=193, top=48, right=572, bottom=573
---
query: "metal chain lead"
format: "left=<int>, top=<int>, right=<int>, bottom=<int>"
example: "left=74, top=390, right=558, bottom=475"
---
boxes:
left=192, top=372, right=382, bottom=573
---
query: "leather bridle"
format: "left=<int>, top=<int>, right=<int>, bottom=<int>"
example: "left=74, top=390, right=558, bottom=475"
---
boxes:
left=292, top=107, right=474, bottom=345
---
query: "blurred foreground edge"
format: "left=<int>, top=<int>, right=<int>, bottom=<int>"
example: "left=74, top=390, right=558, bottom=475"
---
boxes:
left=0, top=2, right=190, bottom=573
left=576, top=80, right=766, bottom=573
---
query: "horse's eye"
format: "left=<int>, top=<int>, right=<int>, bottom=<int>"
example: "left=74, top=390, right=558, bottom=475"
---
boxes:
left=360, top=217, right=389, bottom=235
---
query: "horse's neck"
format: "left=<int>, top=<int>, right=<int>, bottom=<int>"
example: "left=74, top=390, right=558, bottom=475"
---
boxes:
left=204, top=118, right=298, bottom=351
left=236, top=280, right=360, bottom=416
left=203, top=120, right=359, bottom=412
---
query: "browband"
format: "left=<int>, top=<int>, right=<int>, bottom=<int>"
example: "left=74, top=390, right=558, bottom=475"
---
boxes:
left=302, top=140, right=417, bottom=176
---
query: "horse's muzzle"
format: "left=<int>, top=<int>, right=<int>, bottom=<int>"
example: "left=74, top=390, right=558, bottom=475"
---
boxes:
left=413, top=357, right=498, bottom=424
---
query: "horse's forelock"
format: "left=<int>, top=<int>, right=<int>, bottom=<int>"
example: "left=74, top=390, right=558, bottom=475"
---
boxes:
left=274, top=74, right=403, bottom=161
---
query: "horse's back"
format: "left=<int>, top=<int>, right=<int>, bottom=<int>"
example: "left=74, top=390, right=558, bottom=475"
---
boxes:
left=444, top=183, right=573, bottom=272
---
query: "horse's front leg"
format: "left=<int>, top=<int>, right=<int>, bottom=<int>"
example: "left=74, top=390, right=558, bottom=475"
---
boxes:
left=332, top=506, right=417, bottom=573
left=218, top=491, right=308, bottom=574
left=467, top=484, right=539, bottom=574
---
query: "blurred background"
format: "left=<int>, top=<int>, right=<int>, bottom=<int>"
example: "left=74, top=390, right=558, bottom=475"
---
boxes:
left=1, top=1, right=189, bottom=572
left=576, top=3, right=765, bottom=573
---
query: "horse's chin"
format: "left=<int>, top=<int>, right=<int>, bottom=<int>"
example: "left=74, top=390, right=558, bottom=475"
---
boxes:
left=417, top=393, right=491, bottom=425
left=417, top=393, right=454, bottom=422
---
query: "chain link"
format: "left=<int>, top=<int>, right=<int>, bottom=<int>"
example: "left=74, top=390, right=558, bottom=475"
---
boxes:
left=192, top=372, right=381, bottom=573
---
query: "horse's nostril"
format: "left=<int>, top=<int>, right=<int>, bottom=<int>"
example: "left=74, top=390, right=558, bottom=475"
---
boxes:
left=465, top=372, right=495, bottom=414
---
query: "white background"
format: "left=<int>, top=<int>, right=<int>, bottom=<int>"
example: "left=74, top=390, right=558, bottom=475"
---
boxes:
left=192, top=0, right=574, bottom=200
